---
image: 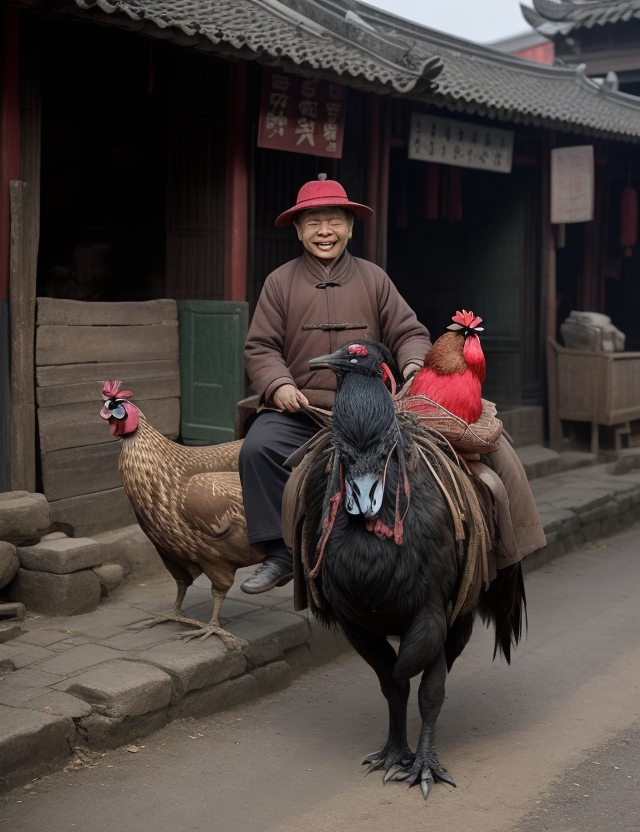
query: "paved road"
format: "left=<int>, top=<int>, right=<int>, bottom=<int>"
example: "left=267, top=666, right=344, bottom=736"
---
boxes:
left=2, top=525, right=640, bottom=832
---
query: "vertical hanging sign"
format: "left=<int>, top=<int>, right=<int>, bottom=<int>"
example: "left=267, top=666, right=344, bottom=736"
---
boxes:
left=550, top=145, right=594, bottom=223
left=257, top=70, right=347, bottom=159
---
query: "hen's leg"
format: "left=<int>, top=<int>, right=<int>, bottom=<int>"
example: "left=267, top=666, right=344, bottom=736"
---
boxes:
left=136, top=578, right=203, bottom=629
left=178, top=588, right=248, bottom=650
left=339, top=619, right=413, bottom=774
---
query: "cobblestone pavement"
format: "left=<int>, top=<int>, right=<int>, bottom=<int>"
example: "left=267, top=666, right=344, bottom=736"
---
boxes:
left=1, top=460, right=640, bottom=793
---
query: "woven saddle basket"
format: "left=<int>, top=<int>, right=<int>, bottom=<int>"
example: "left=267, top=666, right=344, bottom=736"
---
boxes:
left=395, top=394, right=503, bottom=456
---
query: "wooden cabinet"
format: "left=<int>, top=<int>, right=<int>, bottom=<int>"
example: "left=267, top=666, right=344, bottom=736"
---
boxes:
left=548, top=339, right=640, bottom=453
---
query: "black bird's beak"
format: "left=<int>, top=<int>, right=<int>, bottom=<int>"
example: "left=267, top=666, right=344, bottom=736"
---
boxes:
left=309, top=352, right=347, bottom=372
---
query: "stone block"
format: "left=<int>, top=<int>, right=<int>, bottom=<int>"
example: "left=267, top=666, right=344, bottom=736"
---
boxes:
left=0, top=623, right=22, bottom=643
left=78, top=709, right=170, bottom=751
left=136, top=641, right=246, bottom=700
left=227, top=610, right=310, bottom=666
left=251, top=660, right=292, bottom=695
left=17, top=536, right=103, bottom=574
left=169, top=673, right=260, bottom=721
left=10, top=568, right=102, bottom=616
left=64, top=659, right=173, bottom=718
left=0, top=684, right=92, bottom=718
left=0, top=491, right=51, bottom=546
left=92, top=524, right=163, bottom=578
left=0, top=541, right=19, bottom=589
left=93, top=563, right=124, bottom=595
left=0, top=703, right=74, bottom=793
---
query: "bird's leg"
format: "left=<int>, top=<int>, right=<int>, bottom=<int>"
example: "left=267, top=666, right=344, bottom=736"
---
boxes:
left=135, top=580, right=208, bottom=629
left=340, top=620, right=414, bottom=773
left=401, top=648, right=456, bottom=799
left=178, top=588, right=248, bottom=651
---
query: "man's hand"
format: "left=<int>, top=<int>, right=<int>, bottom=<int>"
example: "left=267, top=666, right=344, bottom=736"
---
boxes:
left=402, top=361, right=423, bottom=380
left=272, top=384, right=309, bottom=412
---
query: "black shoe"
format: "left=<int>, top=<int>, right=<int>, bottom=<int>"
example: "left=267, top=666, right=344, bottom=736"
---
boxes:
left=240, top=560, right=294, bottom=594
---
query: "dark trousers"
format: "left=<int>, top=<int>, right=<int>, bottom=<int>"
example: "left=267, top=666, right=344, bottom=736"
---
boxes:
left=239, top=411, right=318, bottom=557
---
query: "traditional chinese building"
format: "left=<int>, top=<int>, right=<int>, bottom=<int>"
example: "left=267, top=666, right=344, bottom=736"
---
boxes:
left=522, top=0, right=640, bottom=95
left=3, top=0, right=640, bottom=532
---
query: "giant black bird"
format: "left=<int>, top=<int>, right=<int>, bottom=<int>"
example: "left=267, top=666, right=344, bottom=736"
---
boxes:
left=291, top=340, right=526, bottom=799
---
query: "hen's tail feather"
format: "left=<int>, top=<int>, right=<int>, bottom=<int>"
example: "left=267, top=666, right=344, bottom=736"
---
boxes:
left=478, top=563, right=527, bottom=664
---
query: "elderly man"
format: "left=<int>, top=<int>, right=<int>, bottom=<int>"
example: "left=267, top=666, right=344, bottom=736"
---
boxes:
left=239, top=175, right=432, bottom=594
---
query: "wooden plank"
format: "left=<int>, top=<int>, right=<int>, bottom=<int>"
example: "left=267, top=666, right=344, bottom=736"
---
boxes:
left=49, top=487, right=138, bottom=538
left=36, top=322, right=178, bottom=366
left=37, top=397, right=180, bottom=453
left=36, top=359, right=177, bottom=388
left=41, top=442, right=122, bottom=501
left=36, top=372, right=180, bottom=408
left=36, top=297, right=177, bottom=326
left=9, top=181, right=37, bottom=491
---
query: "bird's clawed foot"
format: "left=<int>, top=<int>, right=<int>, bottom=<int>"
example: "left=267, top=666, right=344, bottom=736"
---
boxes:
left=177, top=625, right=248, bottom=651
left=398, top=753, right=456, bottom=799
left=362, top=743, right=415, bottom=777
left=133, top=611, right=202, bottom=630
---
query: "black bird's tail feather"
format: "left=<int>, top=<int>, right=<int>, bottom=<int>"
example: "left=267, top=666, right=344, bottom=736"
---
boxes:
left=478, top=562, right=527, bottom=664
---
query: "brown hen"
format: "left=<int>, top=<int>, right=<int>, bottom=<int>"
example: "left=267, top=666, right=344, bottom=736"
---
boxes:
left=100, top=380, right=262, bottom=649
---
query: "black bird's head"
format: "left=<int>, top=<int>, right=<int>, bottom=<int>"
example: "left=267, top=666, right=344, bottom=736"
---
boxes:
left=309, top=340, right=401, bottom=387
left=310, top=341, right=403, bottom=520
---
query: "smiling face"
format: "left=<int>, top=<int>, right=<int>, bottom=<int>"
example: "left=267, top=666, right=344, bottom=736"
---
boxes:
left=294, top=208, right=353, bottom=266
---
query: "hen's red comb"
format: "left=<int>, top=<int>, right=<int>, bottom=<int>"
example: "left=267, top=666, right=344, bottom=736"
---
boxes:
left=348, top=344, right=368, bottom=356
left=447, top=310, right=484, bottom=333
left=102, top=380, right=133, bottom=400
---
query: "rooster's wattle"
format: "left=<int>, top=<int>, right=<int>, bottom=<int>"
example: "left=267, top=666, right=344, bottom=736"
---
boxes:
left=100, top=381, right=262, bottom=649
left=409, top=310, right=485, bottom=424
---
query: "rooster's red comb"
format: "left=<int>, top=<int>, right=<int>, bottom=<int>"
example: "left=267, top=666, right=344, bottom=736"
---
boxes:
left=102, top=380, right=134, bottom=400
left=447, top=310, right=484, bottom=333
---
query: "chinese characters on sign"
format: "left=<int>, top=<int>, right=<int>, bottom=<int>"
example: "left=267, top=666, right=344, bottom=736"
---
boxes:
left=550, top=145, right=594, bottom=224
left=257, top=70, right=346, bottom=159
left=408, top=113, right=514, bottom=174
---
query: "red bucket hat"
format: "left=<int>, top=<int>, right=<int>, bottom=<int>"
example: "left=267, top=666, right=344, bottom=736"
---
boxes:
left=275, top=174, right=374, bottom=227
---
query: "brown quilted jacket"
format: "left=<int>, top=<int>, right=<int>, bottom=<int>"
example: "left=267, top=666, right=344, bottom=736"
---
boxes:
left=245, top=251, right=432, bottom=408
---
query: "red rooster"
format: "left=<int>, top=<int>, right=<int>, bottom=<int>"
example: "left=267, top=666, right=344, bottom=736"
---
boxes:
left=409, top=310, right=485, bottom=424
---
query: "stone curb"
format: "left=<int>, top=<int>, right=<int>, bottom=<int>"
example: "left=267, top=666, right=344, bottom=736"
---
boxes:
left=1, top=463, right=640, bottom=792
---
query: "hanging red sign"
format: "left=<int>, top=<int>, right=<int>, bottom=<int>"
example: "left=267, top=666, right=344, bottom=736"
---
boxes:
left=257, top=70, right=346, bottom=159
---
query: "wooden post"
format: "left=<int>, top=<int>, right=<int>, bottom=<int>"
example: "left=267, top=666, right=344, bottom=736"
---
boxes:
left=0, top=8, right=21, bottom=491
left=224, top=62, right=248, bottom=302
left=542, top=132, right=563, bottom=452
left=9, top=181, right=36, bottom=491
left=9, top=13, right=41, bottom=492
left=364, top=94, right=380, bottom=264
left=377, top=97, right=391, bottom=271
left=0, top=8, right=20, bottom=302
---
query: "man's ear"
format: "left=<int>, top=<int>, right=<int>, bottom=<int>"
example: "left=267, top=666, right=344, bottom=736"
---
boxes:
left=293, top=223, right=303, bottom=242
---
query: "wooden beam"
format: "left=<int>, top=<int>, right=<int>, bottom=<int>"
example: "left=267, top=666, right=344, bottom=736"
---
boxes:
left=224, top=62, right=248, bottom=302
left=0, top=8, right=20, bottom=303
left=377, top=97, right=391, bottom=271
left=9, top=180, right=36, bottom=490
left=364, top=94, right=380, bottom=264
left=541, top=132, right=563, bottom=452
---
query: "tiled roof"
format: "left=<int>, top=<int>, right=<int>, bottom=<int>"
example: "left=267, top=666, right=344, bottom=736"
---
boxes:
left=71, top=0, right=640, bottom=141
left=355, top=2, right=640, bottom=141
left=73, top=0, right=443, bottom=93
left=524, top=0, right=640, bottom=34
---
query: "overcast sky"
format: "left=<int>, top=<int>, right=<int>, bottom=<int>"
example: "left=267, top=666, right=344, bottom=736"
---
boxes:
left=362, top=0, right=535, bottom=44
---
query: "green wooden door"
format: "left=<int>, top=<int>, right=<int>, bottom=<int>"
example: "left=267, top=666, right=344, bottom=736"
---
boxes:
left=178, top=300, right=248, bottom=445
